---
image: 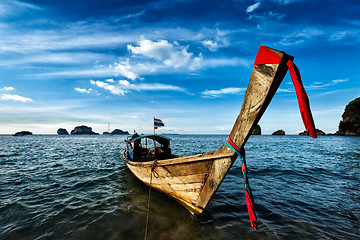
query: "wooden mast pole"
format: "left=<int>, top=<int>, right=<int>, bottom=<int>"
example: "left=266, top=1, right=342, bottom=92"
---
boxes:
left=216, top=46, right=294, bottom=154
left=153, top=117, right=156, bottom=149
left=197, top=46, right=294, bottom=213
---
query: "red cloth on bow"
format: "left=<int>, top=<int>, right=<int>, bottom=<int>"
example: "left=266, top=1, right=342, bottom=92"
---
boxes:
left=287, top=60, right=317, bottom=138
left=254, top=45, right=282, bottom=65
left=254, top=45, right=317, bottom=139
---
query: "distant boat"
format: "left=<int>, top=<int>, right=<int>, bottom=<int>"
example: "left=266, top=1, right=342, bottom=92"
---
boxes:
left=123, top=45, right=317, bottom=229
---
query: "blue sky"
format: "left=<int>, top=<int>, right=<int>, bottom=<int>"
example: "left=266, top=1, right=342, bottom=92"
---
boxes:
left=0, top=0, right=359, bottom=134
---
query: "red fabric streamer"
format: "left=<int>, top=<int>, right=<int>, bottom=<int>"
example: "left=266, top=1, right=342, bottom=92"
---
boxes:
left=254, top=45, right=282, bottom=65
left=226, top=137, right=257, bottom=230
left=242, top=163, right=247, bottom=173
left=245, top=188, right=257, bottom=230
left=287, top=60, right=317, bottom=138
left=253, top=45, right=317, bottom=138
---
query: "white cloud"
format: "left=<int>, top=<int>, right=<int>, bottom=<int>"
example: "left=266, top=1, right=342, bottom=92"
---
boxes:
left=1, top=94, right=33, bottom=102
left=269, top=0, right=298, bottom=5
left=2, top=86, right=14, bottom=91
left=37, top=68, right=113, bottom=78
left=90, top=80, right=127, bottom=95
left=111, top=39, right=207, bottom=80
left=127, top=39, right=200, bottom=68
left=279, top=29, right=324, bottom=46
left=75, top=88, right=87, bottom=93
left=202, top=40, right=218, bottom=51
left=0, top=52, right=111, bottom=67
left=0, top=0, right=42, bottom=17
left=246, top=2, right=260, bottom=13
left=332, top=78, right=348, bottom=84
left=130, top=83, right=186, bottom=92
left=112, top=53, right=248, bottom=80
left=113, top=59, right=141, bottom=80
left=106, top=78, right=115, bottom=83
left=329, top=30, right=358, bottom=41
left=87, top=79, right=186, bottom=96
left=277, top=88, right=294, bottom=93
left=119, top=80, right=130, bottom=86
left=201, top=87, right=246, bottom=98
left=113, top=10, right=145, bottom=22
left=201, top=57, right=251, bottom=68
left=306, top=78, right=348, bottom=90
left=0, top=25, right=136, bottom=54
left=74, top=87, right=95, bottom=94
left=201, top=28, right=229, bottom=52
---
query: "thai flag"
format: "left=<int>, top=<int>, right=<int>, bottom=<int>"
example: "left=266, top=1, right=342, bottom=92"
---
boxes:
left=154, top=118, right=164, bottom=129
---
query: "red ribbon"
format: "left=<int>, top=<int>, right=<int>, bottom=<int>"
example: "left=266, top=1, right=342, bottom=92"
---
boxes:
left=226, top=137, right=257, bottom=230
left=254, top=45, right=317, bottom=138
left=287, top=60, right=317, bottom=138
left=245, top=187, right=257, bottom=229
left=254, top=45, right=282, bottom=65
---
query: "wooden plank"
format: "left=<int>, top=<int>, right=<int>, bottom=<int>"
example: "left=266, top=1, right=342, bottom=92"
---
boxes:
left=195, top=155, right=235, bottom=211
left=162, top=160, right=212, bottom=176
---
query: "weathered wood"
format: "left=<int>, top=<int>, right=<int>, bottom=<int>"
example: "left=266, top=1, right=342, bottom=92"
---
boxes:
left=216, top=48, right=293, bottom=155
left=122, top=46, right=294, bottom=215
left=123, top=152, right=233, bottom=214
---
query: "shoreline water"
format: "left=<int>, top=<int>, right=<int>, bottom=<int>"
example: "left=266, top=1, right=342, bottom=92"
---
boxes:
left=1, top=133, right=357, bottom=136
left=1, top=135, right=359, bottom=239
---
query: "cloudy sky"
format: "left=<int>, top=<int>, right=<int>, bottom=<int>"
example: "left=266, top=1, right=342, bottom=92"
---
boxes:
left=0, top=0, right=359, bottom=134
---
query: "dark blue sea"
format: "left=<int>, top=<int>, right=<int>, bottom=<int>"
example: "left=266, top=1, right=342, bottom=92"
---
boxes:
left=1, top=135, right=359, bottom=239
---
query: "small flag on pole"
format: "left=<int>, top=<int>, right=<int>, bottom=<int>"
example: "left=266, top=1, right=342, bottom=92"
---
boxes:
left=154, top=118, right=164, bottom=129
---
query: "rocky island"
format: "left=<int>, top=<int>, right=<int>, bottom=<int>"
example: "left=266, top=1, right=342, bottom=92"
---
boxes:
left=251, top=124, right=261, bottom=135
left=71, top=125, right=99, bottom=135
left=13, top=131, right=33, bottom=136
left=272, top=130, right=285, bottom=135
left=299, top=129, right=326, bottom=136
left=336, top=97, right=360, bottom=136
left=57, top=128, right=69, bottom=135
left=110, top=129, right=129, bottom=135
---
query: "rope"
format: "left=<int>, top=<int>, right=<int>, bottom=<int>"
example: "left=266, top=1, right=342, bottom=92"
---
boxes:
left=224, top=137, right=257, bottom=230
left=144, top=161, right=158, bottom=240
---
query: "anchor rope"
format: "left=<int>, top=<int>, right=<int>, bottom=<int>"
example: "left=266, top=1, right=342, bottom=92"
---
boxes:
left=144, top=161, right=158, bottom=240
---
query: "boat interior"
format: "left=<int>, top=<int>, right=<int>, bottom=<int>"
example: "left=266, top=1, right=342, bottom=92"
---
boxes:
left=125, top=134, right=177, bottom=162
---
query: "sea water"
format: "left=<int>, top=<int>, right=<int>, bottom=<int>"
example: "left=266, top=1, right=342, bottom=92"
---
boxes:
left=0, top=135, right=359, bottom=239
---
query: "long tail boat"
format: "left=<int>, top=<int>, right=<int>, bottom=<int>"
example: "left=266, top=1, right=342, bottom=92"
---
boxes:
left=123, top=45, right=317, bottom=229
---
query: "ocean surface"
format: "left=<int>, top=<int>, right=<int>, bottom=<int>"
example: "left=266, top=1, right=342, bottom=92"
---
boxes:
left=0, top=134, right=359, bottom=240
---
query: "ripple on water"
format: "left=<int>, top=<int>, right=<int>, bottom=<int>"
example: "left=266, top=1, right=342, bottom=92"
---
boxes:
left=0, top=135, right=359, bottom=239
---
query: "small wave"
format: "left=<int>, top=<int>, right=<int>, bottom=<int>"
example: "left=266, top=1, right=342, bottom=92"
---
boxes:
left=51, top=163, right=63, bottom=168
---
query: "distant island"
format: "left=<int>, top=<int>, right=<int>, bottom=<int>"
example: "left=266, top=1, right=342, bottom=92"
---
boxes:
left=57, top=128, right=69, bottom=135
left=109, top=129, right=129, bottom=135
left=251, top=124, right=261, bottom=135
left=336, top=97, right=360, bottom=136
left=272, top=130, right=285, bottom=135
left=13, top=131, right=33, bottom=136
left=17, top=97, right=360, bottom=137
left=299, top=129, right=326, bottom=136
left=56, top=126, right=129, bottom=135
left=70, top=125, right=99, bottom=135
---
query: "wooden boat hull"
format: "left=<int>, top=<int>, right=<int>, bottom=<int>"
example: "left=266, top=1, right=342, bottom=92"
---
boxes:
left=123, top=151, right=237, bottom=214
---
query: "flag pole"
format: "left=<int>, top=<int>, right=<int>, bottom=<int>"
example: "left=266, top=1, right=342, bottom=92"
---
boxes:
left=153, top=117, right=156, bottom=150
